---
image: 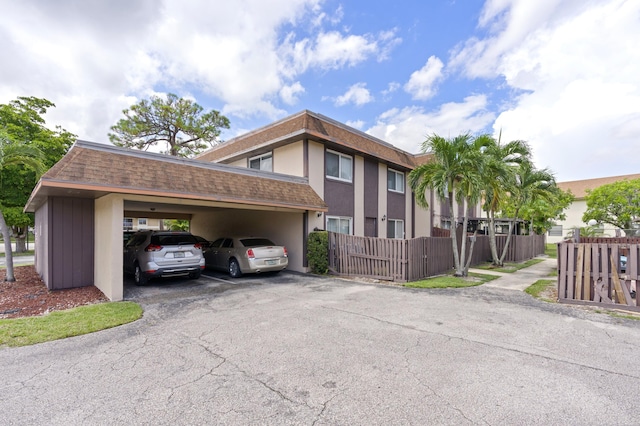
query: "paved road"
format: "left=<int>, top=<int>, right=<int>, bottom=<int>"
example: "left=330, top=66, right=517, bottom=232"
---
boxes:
left=1, top=266, right=640, bottom=425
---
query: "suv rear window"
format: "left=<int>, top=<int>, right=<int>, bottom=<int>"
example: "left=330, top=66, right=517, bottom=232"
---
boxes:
left=151, top=234, right=198, bottom=246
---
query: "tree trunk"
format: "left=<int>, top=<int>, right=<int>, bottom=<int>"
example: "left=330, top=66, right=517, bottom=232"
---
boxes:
left=449, top=196, right=462, bottom=276
left=464, top=230, right=479, bottom=273
left=14, top=226, right=27, bottom=252
left=457, top=199, right=469, bottom=277
left=488, top=209, right=501, bottom=266
left=0, top=210, right=16, bottom=282
left=499, top=209, right=520, bottom=265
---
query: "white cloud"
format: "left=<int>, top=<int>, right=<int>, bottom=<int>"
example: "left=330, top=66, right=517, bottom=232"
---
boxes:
left=0, top=0, right=399, bottom=141
left=280, top=82, right=306, bottom=105
left=334, top=83, right=374, bottom=106
left=460, top=0, right=640, bottom=180
left=404, top=56, right=444, bottom=100
left=367, top=95, right=496, bottom=153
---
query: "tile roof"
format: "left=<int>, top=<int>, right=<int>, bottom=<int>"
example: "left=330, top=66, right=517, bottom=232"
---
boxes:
left=25, top=141, right=327, bottom=212
left=558, top=173, right=640, bottom=199
left=197, top=110, right=418, bottom=170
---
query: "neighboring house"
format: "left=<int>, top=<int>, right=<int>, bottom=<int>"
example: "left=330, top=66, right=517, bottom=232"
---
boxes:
left=549, top=173, right=640, bottom=243
left=197, top=110, right=476, bottom=239
left=123, top=217, right=162, bottom=231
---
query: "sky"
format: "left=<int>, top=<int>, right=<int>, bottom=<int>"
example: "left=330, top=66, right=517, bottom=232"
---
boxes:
left=1, top=0, right=638, bottom=182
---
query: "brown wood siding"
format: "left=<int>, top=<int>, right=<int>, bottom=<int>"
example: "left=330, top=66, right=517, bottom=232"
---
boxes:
left=363, top=158, right=378, bottom=218
left=325, top=178, right=354, bottom=217
left=49, top=197, right=95, bottom=289
left=387, top=191, right=405, bottom=222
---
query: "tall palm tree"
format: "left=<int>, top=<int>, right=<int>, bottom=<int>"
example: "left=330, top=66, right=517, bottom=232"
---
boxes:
left=498, top=160, right=555, bottom=264
left=478, top=134, right=531, bottom=266
left=409, top=133, right=484, bottom=276
left=0, top=134, right=44, bottom=282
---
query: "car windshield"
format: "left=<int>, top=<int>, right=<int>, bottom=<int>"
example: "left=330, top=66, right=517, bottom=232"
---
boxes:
left=151, top=234, right=197, bottom=246
left=240, top=238, right=276, bottom=247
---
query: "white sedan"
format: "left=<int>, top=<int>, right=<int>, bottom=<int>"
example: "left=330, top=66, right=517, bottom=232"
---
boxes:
left=204, top=237, right=288, bottom=277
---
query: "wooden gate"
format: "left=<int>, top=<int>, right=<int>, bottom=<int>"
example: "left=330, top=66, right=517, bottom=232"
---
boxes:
left=557, top=242, right=639, bottom=310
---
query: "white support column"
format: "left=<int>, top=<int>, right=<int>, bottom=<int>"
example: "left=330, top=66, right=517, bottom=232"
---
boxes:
left=94, top=194, right=124, bottom=301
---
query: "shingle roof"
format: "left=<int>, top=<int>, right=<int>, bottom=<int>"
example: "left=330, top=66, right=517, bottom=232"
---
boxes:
left=197, top=110, right=418, bottom=170
left=558, top=173, right=640, bottom=199
left=25, top=141, right=327, bottom=212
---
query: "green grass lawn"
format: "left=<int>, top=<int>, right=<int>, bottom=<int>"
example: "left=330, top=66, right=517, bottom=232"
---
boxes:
left=545, top=243, right=557, bottom=258
left=524, top=279, right=556, bottom=302
left=473, top=258, right=544, bottom=273
left=404, top=272, right=500, bottom=289
left=0, top=302, right=143, bottom=347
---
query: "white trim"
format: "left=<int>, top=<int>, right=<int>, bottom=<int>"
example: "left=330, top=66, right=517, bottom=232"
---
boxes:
left=248, top=152, right=273, bottom=172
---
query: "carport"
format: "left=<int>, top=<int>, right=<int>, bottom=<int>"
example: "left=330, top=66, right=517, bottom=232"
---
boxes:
left=25, top=141, right=327, bottom=301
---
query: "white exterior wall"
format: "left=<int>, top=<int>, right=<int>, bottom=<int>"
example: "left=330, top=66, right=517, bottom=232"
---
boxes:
left=274, top=141, right=304, bottom=176
left=95, top=194, right=124, bottom=301
left=308, top=141, right=325, bottom=232
left=354, top=155, right=365, bottom=236
left=405, top=177, right=412, bottom=238
left=228, top=158, right=246, bottom=167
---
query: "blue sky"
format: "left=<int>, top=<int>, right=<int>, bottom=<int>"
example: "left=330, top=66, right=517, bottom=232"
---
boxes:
left=1, top=0, right=639, bottom=182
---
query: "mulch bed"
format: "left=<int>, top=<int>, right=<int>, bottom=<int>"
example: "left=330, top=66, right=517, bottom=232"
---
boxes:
left=0, top=265, right=107, bottom=319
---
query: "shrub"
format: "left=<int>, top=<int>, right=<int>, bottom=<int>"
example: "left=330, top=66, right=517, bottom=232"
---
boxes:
left=307, top=231, right=329, bottom=274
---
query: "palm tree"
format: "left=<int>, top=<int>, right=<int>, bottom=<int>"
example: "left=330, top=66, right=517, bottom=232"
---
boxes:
left=409, top=133, right=484, bottom=276
left=478, top=134, right=531, bottom=266
left=497, top=160, right=555, bottom=265
left=0, top=134, right=44, bottom=282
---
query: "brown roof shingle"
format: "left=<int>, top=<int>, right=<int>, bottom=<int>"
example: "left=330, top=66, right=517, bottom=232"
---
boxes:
left=26, top=141, right=327, bottom=212
left=558, top=173, right=640, bottom=199
left=197, top=110, right=418, bottom=169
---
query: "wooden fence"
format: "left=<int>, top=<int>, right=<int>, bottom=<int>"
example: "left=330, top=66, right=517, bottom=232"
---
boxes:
left=558, top=241, right=639, bottom=311
left=328, top=232, right=546, bottom=282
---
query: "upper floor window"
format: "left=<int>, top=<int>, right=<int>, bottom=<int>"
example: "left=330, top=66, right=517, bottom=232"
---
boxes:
left=249, top=152, right=273, bottom=172
left=326, top=150, right=353, bottom=182
left=387, top=169, right=404, bottom=193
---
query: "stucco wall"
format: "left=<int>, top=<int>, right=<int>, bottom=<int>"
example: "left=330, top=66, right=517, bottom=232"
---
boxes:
left=95, top=194, right=124, bottom=301
left=274, top=141, right=304, bottom=176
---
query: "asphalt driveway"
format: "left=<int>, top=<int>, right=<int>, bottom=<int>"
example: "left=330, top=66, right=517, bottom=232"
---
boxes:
left=2, top=271, right=640, bottom=425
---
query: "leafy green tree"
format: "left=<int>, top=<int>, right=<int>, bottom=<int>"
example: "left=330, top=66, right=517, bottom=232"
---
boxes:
left=0, top=97, right=75, bottom=255
left=409, top=133, right=485, bottom=277
left=515, top=186, right=573, bottom=235
left=0, top=132, right=45, bottom=281
left=109, top=93, right=230, bottom=158
left=478, top=133, right=531, bottom=266
left=582, top=178, right=640, bottom=236
left=496, top=160, right=556, bottom=265
left=164, top=219, right=190, bottom=231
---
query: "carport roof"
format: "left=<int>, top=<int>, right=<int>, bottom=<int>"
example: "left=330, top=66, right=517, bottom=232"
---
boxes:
left=25, top=140, right=328, bottom=213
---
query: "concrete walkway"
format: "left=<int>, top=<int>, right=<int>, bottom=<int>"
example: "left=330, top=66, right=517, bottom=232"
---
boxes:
left=469, top=256, right=557, bottom=291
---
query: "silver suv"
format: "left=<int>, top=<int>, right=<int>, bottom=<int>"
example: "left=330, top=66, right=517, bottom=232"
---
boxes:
left=124, top=231, right=205, bottom=285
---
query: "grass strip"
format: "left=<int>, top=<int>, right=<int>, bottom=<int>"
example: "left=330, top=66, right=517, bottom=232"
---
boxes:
left=474, top=258, right=544, bottom=273
left=524, top=279, right=556, bottom=302
left=404, top=272, right=500, bottom=289
left=0, top=301, right=143, bottom=347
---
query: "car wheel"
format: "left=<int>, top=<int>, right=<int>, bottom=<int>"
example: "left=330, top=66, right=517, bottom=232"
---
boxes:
left=189, top=270, right=201, bottom=279
left=134, top=264, right=148, bottom=286
left=229, top=259, right=242, bottom=278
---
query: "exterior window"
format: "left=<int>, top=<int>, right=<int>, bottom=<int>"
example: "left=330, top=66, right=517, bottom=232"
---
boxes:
left=138, top=218, right=147, bottom=226
left=326, top=150, right=353, bottom=182
left=548, top=225, right=563, bottom=237
left=249, top=152, right=273, bottom=171
left=326, top=216, right=352, bottom=235
left=387, top=219, right=404, bottom=239
left=123, top=218, right=133, bottom=230
left=387, top=169, right=404, bottom=193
